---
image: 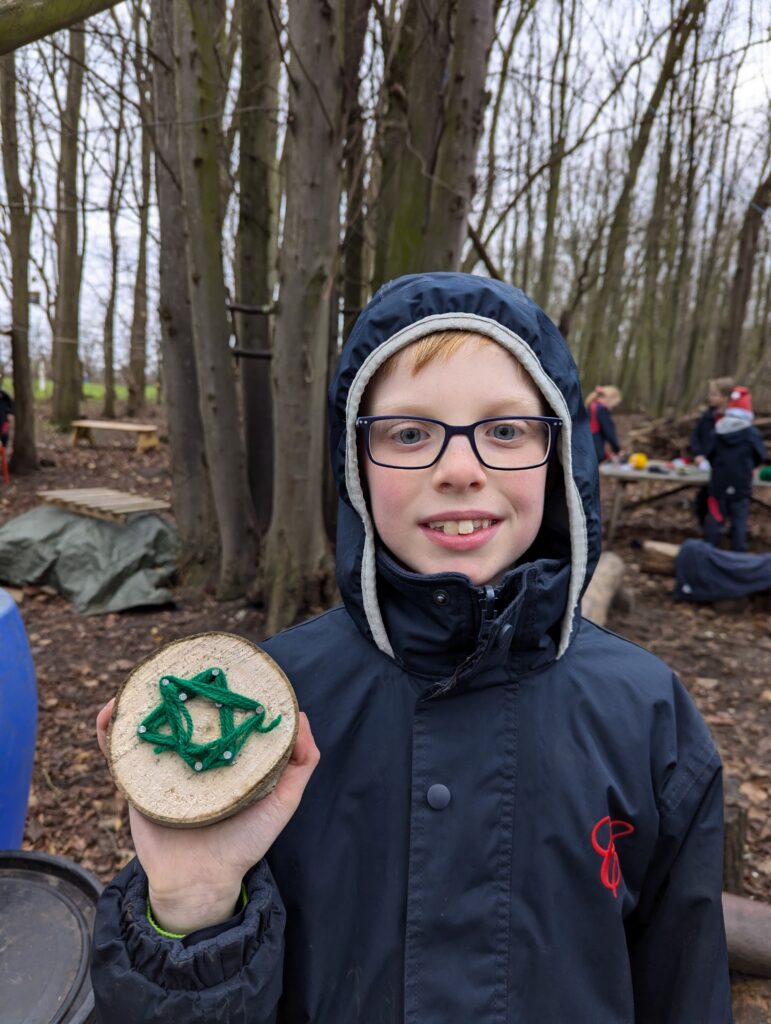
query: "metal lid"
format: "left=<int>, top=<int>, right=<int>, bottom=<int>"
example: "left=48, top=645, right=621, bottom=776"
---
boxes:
left=0, top=850, right=103, bottom=1024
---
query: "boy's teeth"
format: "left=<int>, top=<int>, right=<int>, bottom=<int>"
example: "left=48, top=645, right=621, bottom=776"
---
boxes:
left=428, top=519, right=494, bottom=535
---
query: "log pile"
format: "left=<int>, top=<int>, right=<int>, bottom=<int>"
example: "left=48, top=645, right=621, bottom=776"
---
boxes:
left=627, top=414, right=771, bottom=460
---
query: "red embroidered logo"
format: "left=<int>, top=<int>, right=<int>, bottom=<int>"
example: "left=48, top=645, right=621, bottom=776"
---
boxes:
left=591, top=816, right=634, bottom=898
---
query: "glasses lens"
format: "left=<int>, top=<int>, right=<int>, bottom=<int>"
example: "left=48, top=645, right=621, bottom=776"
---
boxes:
left=367, top=417, right=444, bottom=467
left=473, top=418, right=551, bottom=469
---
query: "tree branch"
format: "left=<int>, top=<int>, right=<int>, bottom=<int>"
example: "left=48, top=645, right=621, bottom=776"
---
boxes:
left=0, top=0, right=123, bottom=55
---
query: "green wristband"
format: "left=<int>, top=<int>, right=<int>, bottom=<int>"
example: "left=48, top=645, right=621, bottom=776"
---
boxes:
left=146, top=883, right=249, bottom=939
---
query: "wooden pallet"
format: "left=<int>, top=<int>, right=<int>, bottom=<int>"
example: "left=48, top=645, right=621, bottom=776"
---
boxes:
left=37, top=487, right=171, bottom=523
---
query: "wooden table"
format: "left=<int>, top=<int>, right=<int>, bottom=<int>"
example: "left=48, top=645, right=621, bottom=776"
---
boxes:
left=70, top=419, right=160, bottom=453
left=600, top=464, right=771, bottom=544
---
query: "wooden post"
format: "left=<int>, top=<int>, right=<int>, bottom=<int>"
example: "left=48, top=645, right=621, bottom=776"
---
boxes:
left=723, top=775, right=748, bottom=896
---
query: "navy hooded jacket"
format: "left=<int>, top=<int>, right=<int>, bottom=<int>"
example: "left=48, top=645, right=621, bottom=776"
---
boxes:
left=91, top=274, right=731, bottom=1023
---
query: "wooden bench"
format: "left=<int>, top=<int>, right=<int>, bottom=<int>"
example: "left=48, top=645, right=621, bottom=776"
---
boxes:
left=70, top=419, right=160, bottom=453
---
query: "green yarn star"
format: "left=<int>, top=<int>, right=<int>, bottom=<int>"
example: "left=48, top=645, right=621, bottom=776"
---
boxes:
left=137, top=666, right=281, bottom=773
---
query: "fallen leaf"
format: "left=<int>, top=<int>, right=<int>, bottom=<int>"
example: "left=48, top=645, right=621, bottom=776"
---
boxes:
left=740, top=781, right=768, bottom=805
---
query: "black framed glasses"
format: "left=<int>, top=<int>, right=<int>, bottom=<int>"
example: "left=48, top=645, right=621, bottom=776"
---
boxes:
left=356, top=415, right=562, bottom=470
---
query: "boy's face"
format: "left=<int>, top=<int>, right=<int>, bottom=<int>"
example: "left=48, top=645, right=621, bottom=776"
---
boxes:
left=362, top=338, right=549, bottom=586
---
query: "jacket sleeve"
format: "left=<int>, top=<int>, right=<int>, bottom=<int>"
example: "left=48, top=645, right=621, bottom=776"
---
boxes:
left=91, top=857, right=285, bottom=1023
left=690, top=410, right=715, bottom=458
left=626, top=681, right=732, bottom=1024
left=752, top=429, right=767, bottom=465
left=597, top=405, right=621, bottom=453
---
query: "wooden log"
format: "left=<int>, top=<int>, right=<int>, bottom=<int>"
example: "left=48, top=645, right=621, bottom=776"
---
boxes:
left=640, top=540, right=680, bottom=576
left=582, top=552, right=625, bottom=627
left=108, top=632, right=298, bottom=828
left=724, top=893, right=771, bottom=978
left=723, top=776, right=749, bottom=895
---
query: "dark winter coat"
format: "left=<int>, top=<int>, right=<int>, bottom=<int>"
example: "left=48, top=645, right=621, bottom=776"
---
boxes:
left=707, top=421, right=766, bottom=502
left=91, top=273, right=731, bottom=1023
left=690, top=406, right=718, bottom=459
left=0, top=389, right=13, bottom=441
left=588, top=400, right=620, bottom=462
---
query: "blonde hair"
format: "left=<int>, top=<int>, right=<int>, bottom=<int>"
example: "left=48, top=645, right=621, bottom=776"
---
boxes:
left=585, top=385, right=622, bottom=407
left=374, top=330, right=497, bottom=379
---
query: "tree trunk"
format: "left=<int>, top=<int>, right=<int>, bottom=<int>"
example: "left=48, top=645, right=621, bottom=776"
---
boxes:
left=236, top=0, right=279, bottom=533
left=373, top=0, right=450, bottom=284
left=420, top=0, right=495, bottom=270
left=127, top=32, right=151, bottom=418
left=150, top=0, right=218, bottom=583
left=173, top=0, right=256, bottom=596
left=0, top=52, right=37, bottom=471
left=261, top=0, right=344, bottom=633
left=51, top=25, right=85, bottom=429
left=100, top=36, right=127, bottom=421
left=715, top=169, right=771, bottom=378
left=533, top=0, right=576, bottom=312
left=0, top=0, right=120, bottom=54
left=581, top=0, right=705, bottom=387
left=340, top=0, right=370, bottom=339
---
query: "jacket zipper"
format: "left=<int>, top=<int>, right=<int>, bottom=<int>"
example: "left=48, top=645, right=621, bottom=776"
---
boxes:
left=478, top=584, right=497, bottom=643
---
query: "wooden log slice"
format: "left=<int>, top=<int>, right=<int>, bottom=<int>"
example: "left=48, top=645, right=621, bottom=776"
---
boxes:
left=107, top=632, right=298, bottom=828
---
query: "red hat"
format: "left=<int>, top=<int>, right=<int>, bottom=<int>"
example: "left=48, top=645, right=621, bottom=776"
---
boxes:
left=727, top=386, right=752, bottom=414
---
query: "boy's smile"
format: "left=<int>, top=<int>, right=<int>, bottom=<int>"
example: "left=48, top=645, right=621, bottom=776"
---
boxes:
left=362, top=337, right=550, bottom=586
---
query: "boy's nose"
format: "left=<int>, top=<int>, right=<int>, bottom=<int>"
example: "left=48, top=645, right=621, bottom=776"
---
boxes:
left=432, top=435, right=486, bottom=489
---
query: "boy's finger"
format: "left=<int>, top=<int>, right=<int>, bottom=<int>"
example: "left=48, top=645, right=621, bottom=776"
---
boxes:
left=96, top=698, right=116, bottom=758
left=289, top=712, right=320, bottom=768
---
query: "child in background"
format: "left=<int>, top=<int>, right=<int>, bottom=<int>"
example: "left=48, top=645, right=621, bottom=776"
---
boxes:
left=0, top=386, right=13, bottom=452
left=690, top=377, right=734, bottom=527
left=585, top=384, right=622, bottom=462
left=705, top=385, right=766, bottom=552
left=691, top=377, right=734, bottom=467
left=91, top=274, right=731, bottom=1023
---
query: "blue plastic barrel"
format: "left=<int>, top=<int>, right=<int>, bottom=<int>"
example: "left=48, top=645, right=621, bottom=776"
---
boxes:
left=0, top=587, right=37, bottom=847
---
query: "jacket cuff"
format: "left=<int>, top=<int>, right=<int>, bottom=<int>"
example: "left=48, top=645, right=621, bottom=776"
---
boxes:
left=92, top=857, right=285, bottom=995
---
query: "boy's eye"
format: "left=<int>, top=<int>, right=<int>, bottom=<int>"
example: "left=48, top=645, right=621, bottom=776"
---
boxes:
left=392, top=426, right=428, bottom=446
left=487, top=421, right=525, bottom=442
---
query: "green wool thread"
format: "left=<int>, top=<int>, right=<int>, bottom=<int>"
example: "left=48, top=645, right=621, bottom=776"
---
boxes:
left=137, top=666, right=281, bottom=773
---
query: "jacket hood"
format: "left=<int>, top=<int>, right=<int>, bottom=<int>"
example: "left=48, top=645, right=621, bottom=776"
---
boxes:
left=328, top=273, right=601, bottom=668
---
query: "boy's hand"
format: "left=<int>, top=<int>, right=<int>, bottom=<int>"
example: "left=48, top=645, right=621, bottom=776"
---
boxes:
left=96, top=699, right=319, bottom=935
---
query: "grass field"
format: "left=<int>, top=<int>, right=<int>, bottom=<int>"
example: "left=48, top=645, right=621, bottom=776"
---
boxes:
left=1, top=377, right=160, bottom=403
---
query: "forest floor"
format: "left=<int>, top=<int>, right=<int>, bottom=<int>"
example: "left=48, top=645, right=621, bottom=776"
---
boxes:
left=2, top=404, right=771, bottom=1014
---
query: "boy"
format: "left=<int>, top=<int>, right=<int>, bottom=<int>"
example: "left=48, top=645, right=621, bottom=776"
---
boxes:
left=704, top=385, right=766, bottom=552
left=691, top=377, right=734, bottom=528
left=92, top=274, right=731, bottom=1022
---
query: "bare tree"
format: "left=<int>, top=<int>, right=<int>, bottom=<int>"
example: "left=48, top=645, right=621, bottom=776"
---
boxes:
left=715, top=162, right=771, bottom=377
left=127, top=2, right=151, bottom=416
left=236, top=0, right=280, bottom=532
left=261, top=0, right=346, bottom=633
left=173, top=0, right=258, bottom=598
left=51, top=25, right=85, bottom=429
left=96, top=26, right=129, bottom=419
left=580, top=0, right=707, bottom=387
left=0, top=51, right=37, bottom=470
left=149, top=0, right=219, bottom=582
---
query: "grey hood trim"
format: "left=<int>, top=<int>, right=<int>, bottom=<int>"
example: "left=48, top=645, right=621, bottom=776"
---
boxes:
left=343, top=312, right=588, bottom=661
